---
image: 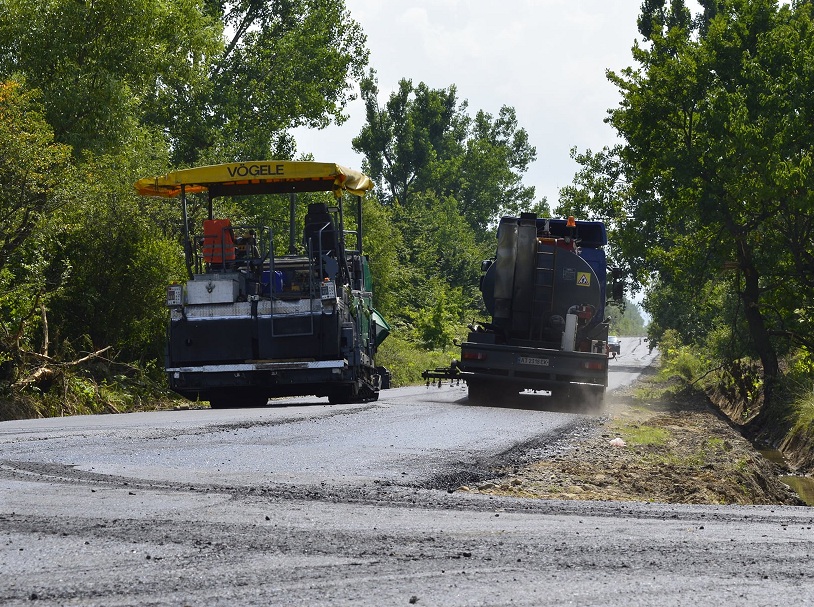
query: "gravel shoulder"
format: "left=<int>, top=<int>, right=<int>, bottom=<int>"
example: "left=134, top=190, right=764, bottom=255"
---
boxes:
left=468, top=369, right=804, bottom=506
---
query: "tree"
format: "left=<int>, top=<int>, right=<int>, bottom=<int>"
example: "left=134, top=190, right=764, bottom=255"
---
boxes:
left=357, top=195, right=403, bottom=319
left=556, top=146, right=633, bottom=275
left=0, top=78, right=72, bottom=383
left=0, top=79, right=72, bottom=273
left=606, top=298, right=648, bottom=337
left=353, top=74, right=537, bottom=234
left=353, top=76, right=466, bottom=208
left=0, top=0, right=367, bottom=165
left=187, top=0, right=369, bottom=163
left=0, top=0, right=221, bottom=157
left=563, top=0, right=814, bottom=403
left=394, top=192, right=484, bottom=292
left=457, top=107, right=538, bottom=231
left=0, top=78, right=74, bottom=394
left=43, top=145, right=185, bottom=360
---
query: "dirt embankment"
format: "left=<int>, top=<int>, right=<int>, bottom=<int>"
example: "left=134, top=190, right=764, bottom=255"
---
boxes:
left=467, top=371, right=804, bottom=506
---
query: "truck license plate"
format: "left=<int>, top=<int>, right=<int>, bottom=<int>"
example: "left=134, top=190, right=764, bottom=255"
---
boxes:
left=518, top=356, right=549, bottom=366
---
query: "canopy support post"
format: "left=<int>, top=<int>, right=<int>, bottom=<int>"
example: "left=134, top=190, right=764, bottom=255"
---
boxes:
left=181, top=185, right=193, bottom=279
left=289, top=192, right=297, bottom=254
left=355, top=194, right=363, bottom=255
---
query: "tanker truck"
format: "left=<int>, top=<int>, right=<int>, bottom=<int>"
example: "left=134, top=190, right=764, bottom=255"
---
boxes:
left=425, top=212, right=618, bottom=409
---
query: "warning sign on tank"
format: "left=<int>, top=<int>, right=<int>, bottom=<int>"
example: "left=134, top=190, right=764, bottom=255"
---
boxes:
left=576, top=272, right=591, bottom=287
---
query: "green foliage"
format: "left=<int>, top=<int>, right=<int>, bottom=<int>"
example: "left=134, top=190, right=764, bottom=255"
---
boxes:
left=351, top=188, right=492, bottom=340
left=0, top=79, right=72, bottom=272
left=606, top=298, right=648, bottom=336
left=354, top=77, right=466, bottom=208
left=0, top=226, right=69, bottom=361
left=394, top=191, right=486, bottom=293
left=556, top=146, right=631, bottom=274
left=0, top=78, right=73, bottom=388
left=644, top=274, right=749, bottom=361
left=357, top=196, right=403, bottom=318
left=1, top=360, right=178, bottom=421
left=374, top=333, right=456, bottom=388
left=0, top=76, right=181, bottom=408
left=407, top=278, right=467, bottom=350
left=0, top=0, right=367, bottom=164
left=790, top=394, right=814, bottom=439
left=353, top=74, right=537, bottom=234
left=351, top=76, right=541, bottom=347
left=45, top=148, right=185, bottom=360
left=186, top=0, right=369, bottom=163
left=562, top=0, right=814, bottom=398
left=456, top=106, right=538, bottom=230
left=657, top=329, right=709, bottom=383
left=0, top=0, right=221, bottom=156
left=784, top=347, right=814, bottom=422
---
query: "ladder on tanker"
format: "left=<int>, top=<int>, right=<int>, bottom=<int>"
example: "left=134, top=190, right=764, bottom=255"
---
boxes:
left=530, top=244, right=555, bottom=341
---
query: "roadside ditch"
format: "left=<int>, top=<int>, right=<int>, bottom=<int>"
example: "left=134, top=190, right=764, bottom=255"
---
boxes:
left=465, top=368, right=810, bottom=506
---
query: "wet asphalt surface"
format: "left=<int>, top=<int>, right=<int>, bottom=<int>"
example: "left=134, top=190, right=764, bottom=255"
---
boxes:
left=2, top=340, right=813, bottom=606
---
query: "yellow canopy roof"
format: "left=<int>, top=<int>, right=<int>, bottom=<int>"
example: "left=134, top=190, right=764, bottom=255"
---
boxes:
left=134, top=161, right=374, bottom=198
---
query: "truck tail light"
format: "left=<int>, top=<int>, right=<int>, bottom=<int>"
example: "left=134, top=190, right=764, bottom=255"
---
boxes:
left=462, top=351, right=487, bottom=361
left=582, top=360, right=606, bottom=371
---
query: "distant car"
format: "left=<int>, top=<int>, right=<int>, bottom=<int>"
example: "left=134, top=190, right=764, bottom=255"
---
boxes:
left=607, top=335, right=621, bottom=357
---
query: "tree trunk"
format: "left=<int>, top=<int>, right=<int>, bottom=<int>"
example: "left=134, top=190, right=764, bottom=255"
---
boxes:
left=721, top=210, right=780, bottom=403
left=733, top=234, right=780, bottom=439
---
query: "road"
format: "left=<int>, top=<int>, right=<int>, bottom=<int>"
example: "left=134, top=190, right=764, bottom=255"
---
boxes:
left=2, top=338, right=813, bottom=606
left=607, top=336, right=654, bottom=390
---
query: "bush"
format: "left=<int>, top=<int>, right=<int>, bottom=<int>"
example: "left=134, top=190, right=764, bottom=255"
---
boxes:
left=784, top=348, right=814, bottom=434
left=656, top=329, right=709, bottom=384
left=375, top=333, right=457, bottom=387
left=0, top=357, right=179, bottom=421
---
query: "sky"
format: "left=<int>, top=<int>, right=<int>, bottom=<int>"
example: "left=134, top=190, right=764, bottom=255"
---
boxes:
left=292, top=0, right=647, bottom=206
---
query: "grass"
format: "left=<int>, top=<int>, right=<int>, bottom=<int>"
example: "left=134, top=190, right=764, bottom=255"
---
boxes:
left=613, top=423, right=671, bottom=446
left=706, top=437, right=727, bottom=451
left=629, top=371, right=687, bottom=402
left=735, top=458, right=750, bottom=472
left=790, top=394, right=814, bottom=435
